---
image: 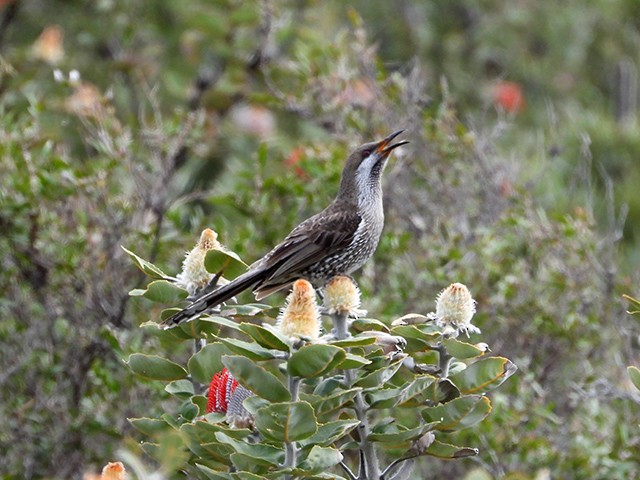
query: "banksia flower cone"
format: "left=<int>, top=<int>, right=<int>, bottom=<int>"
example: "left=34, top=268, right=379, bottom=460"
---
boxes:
left=176, top=228, right=227, bottom=296
left=277, top=279, right=321, bottom=341
left=431, top=283, right=480, bottom=337
left=323, top=275, right=366, bottom=317
left=206, top=368, right=254, bottom=428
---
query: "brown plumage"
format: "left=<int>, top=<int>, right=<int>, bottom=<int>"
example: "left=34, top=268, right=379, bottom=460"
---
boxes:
left=161, top=130, right=408, bottom=328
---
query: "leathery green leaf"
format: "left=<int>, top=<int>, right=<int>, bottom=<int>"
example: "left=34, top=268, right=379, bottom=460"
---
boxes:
left=442, top=338, right=487, bottom=359
left=239, top=323, right=291, bottom=351
left=188, top=342, right=232, bottom=384
left=422, top=395, right=492, bottom=432
left=140, top=280, right=189, bottom=304
left=222, top=355, right=290, bottom=402
left=126, top=353, right=187, bottom=381
left=450, top=357, right=517, bottom=395
left=424, top=440, right=479, bottom=459
left=298, top=445, right=343, bottom=473
left=204, top=249, right=248, bottom=279
left=287, top=344, right=346, bottom=378
left=121, top=246, right=169, bottom=279
left=220, top=337, right=279, bottom=361
left=254, top=401, right=317, bottom=442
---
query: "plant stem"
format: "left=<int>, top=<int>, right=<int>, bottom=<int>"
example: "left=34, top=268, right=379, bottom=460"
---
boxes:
left=192, top=338, right=206, bottom=393
left=435, top=342, right=453, bottom=379
left=283, top=375, right=301, bottom=475
left=332, top=311, right=380, bottom=480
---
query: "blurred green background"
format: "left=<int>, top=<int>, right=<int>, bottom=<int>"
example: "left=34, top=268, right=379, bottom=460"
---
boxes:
left=1, top=0, right=639, bottom=478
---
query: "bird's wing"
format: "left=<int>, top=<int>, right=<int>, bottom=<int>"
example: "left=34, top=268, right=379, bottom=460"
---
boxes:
left=259, top=206, right=362, bottom=283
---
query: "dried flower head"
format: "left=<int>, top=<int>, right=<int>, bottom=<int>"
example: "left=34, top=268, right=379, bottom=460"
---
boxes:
left=430, top=282, right=480, bottom=337
left=176, top=228, right=226, bottom=296
left=323, top=275, right=366, bottom=317
left=277, top=279, right=320, bottom=341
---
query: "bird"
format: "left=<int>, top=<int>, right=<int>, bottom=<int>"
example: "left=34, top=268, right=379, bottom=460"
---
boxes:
left=161, top=129, right=408, bottom=328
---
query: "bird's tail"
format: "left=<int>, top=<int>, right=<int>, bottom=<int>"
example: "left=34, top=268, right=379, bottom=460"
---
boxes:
left=160, top=269, right=263, bottom=329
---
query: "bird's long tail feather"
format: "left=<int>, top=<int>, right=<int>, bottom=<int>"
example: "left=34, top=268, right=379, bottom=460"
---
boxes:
left=160, top=269, right=264, bottom=328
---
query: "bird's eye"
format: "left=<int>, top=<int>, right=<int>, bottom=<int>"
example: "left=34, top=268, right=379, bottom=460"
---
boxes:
left=362, top=149, right=372, bottom=157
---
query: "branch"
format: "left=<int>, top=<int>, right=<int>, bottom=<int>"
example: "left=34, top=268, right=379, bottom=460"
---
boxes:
left=332, top=310, right=380, bottom=480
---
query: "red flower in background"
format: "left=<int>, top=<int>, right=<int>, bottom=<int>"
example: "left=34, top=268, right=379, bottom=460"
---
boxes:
left=493, top=81, right=525, bottom=113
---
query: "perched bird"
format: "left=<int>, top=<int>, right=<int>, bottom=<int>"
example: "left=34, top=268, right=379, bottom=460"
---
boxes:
left=161, top=130, right=408, bottom=328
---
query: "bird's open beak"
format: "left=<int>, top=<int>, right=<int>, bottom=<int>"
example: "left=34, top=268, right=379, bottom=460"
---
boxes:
left=376, top=129, right=409, bottom=156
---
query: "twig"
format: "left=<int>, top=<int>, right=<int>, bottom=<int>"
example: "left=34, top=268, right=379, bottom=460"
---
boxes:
left=379, top=454, right=418, bottom=480
left=339, top=461, right=358, bottom=480
left=434, top=342, right=453, bottom=379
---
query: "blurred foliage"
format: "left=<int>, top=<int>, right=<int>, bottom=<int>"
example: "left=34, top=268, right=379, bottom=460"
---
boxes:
left=1, top=0, right=639, bottom=479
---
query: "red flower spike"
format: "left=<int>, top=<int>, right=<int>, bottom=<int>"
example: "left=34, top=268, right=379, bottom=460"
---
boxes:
left=206, top=368, right=239, bottom=414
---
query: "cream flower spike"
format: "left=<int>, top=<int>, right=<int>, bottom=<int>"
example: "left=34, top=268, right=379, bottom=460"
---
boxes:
left=323, top=275, right=367, bottom=317
left=176, top=228, right=228, bottom=296
left=277, top=279, right=321, bottom=342
left=429, top=282, right=480, bottom=338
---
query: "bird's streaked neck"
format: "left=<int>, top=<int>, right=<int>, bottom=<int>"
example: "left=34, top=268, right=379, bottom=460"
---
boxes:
left=354, top=155, right=386, bottom=209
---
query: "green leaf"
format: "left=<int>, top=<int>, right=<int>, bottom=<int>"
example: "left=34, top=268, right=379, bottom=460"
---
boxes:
left=191, top=395, right=208, bottom=416
left=195, top=465, right=233, bottom=480
left=222, top=355, right=291, bottom=402
left=450, top=357, right=517, bottom=395
left=287, top=344, right=346, bottom=378
left=442, top=338, right=487, bottom=359
left=215, top=432, right=283, bottom=465
left=306, top=387, right=361, bottom=415
left=205, top=249, right=248, bottom=279
left=298, top=445, right=343, bottom=473
left=221, top=303, right=277, bottom=317
left=220, top=337, right=279, bottom=361
left=181, top=423, right=247, bottom=463
left=329, top=335, right=378, bottom=348
left=230, top=469, right=269, bottom=479
left=180, top=399, right=199, bottom=421
left=351, top=318, right=389, bottom=332
left=239, top=323, right=291, bottom=351
left=200, top=315, right=245, bottom=332
left=355, top=355, right=405, bottom=388
left=188, top=342, right=233, bottom=384
left=422, top=395, right=492, bottom=432
left=156, top=430, right=191, bottom=474
left=425, top=378, right=460, bottom=404
left=128, top=417, right=172, bottom=436
left=628, top=366, right=640, bottom=391
left=389, top=325, right=440, bottom=353
left=165, top=379, right=195, bottom=399
left=229, top=452, right=272, bottom=473
left=366, top=375, right=436, bottom=408
left=126, top=353, right=187, bottom=381
left=121, top=246, right=170, bottom=279
left=368, top=423, right=437, bottom=444
left=139, top=280, right=188, bottom=304
left=424, top=440, right=479, bottom=459
left=299, top=419, right=360, bottom=447
left=255, top=401, right=318, bottom=442
left=337, top=353, right=371, bottom=370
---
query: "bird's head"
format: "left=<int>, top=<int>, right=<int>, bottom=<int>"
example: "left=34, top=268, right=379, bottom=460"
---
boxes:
left=338, top=129, right=409, bottom=202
